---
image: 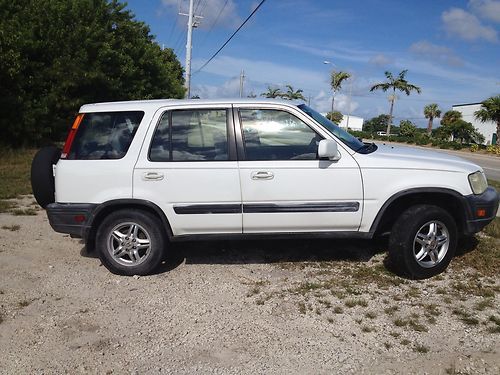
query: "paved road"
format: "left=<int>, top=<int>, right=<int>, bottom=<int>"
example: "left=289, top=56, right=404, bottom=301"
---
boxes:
left=423, top=148, right=500, bottom=181
left=382, top=142, right=500, bottom=181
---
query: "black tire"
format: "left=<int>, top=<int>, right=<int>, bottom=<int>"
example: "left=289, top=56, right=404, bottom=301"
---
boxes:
left=96, top=210, right=166, bottom=276
left=31, top=146, right=61, bottom=208
left=389, top=204, right=457, bottom=279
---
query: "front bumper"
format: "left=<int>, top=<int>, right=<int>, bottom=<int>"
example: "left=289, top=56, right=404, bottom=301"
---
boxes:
left=463, top=187, right=499, bottom=234
left=46, top=203, right=97, bottom=238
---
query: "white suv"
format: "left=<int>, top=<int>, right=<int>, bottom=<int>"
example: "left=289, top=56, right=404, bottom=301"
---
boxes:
left=31, top=99, right=498, bottom=278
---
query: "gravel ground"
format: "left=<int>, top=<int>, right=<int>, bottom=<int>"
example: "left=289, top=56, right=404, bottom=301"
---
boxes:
left=0, top=197, right=499, bottom=374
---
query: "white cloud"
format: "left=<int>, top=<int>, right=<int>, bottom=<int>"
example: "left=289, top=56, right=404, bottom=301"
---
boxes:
left=442, top=7, right=497, bottom=42
left=469, top=0, right=500, bottom=23
left=161, top=0, right=240, bottom=29
left=369, top=54, right=393, bottom=67
left=409, top=40, right=463, bottom=66
left=192, top=55, right=326, bottom=89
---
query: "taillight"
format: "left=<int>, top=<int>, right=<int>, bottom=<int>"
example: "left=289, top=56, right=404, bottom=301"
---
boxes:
left=60, top=114, right=84, bottom=159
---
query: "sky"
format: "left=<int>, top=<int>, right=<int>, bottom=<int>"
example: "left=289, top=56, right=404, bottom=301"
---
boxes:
left=125, top=0, right=500, bottom=127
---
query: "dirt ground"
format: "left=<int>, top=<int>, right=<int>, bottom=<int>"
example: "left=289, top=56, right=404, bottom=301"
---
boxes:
left=0, top=197, right=499, bottom=374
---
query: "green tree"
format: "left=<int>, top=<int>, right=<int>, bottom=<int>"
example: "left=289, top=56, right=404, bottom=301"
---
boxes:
left=363, top=114, right=390, bottom=133
left=440, top=110, right=462, bottom=127
left=330, top=70, right=351, bottom=112
left=369, top=70, right=421, bottom=135
left=279, top=85, right=306, bottom=101
left=399, top=120, right=417, bottom=137
left=261, top=86, right=282, bottom=98
left=435, top=118, right=484, bottom=144
left=424, top=103, right=441, bottom=135
left=326, top=111, right=343, bottom=124
left=475, top=95, right=500, bottom=143
left=0, top=0, right=185, bottom=146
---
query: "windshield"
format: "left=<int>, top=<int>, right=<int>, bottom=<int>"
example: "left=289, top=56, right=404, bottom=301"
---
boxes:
left=298, top=104, right=365, bottom=152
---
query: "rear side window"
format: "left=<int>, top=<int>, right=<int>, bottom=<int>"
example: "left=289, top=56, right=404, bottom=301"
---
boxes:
left=149, top=109, right=228, bottom=161
left=67, top=111, right=144, bottom=160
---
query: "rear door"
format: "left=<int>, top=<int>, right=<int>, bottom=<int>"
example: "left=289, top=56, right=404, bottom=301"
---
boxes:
left=133, top=104, right=242, bottom=236
left=235, top=104, right=363, bottom=233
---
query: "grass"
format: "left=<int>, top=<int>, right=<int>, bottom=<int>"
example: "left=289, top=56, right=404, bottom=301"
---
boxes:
left=487, top=179, right=500, bottom=191
left=10, top=208, right=37, bottom=216
left=482, top=217, right=500, bottom=238
left=413, top=344, right=429, bottom=353
left=452, top=308, right=480, bottom=326
left=344, top=298, right=368, bottom=308
left=0, top=149, right=36, bottom=200
left=1, top=224, right=20, bottom=231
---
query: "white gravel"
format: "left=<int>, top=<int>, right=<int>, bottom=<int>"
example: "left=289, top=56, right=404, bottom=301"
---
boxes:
left=0, top=197, right=498, bottom=374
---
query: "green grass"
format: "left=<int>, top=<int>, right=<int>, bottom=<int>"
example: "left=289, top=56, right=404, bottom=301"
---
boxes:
left=487, top=179, right=500, bottom=191
left=0, top=149, right=36, bottom=200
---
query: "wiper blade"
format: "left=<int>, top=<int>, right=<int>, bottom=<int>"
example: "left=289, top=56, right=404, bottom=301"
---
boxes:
left=356, top=142, right=377, bottom=153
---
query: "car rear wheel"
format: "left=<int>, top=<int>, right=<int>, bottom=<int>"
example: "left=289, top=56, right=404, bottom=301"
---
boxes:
left=389, top=204, right=457, bottom=279
left=31, top=146, right=61, bottom=208
left=96, top=210, right=165, bottom=276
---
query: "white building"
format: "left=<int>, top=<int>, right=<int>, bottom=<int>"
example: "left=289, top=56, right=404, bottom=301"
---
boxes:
left=339, top=115, right=363, bottom=131
left=320, top=113, right=364, bottom=131
left=452, top=102, right=497, bottom=145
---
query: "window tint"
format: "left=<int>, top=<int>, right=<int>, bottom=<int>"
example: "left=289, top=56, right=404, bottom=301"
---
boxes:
left=68, top=111, right=143, bottom=160
left=239, top=109, right=321, bottom=161
left=150, top=109, right=228, bottom=162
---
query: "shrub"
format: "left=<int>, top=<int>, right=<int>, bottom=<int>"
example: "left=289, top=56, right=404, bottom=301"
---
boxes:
left=470, top=144, right=479, bottom=152
left=486, top=145, right=500, bottom=155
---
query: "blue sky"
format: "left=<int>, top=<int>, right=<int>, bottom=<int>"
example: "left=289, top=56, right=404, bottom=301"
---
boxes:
left=126, top=0, right=500, bottom=127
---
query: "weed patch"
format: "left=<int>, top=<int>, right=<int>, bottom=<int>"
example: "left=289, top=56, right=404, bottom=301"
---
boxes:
left=1, top=224, right=20, bottom=231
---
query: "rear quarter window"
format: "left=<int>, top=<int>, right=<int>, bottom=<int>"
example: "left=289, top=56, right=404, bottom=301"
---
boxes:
left=68, top=111, right=144, bottom=160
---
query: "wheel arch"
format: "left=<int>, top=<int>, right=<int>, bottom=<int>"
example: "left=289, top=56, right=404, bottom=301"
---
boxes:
left=85, top=199, right=173, bottom=252
left=370, top=188, right=469, bottom=236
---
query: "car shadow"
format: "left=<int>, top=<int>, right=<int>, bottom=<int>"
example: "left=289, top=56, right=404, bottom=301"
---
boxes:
left=167, top=237, right=389, bottom=267
left=78, top=235, right=481, bottom=276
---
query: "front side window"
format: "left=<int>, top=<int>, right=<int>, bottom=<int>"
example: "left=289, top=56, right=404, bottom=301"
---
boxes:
left=68, top=111, right=144, bottom=160
left=239, top=109, right=322, bottom=161
left=149, top=109, right=228, bottom=161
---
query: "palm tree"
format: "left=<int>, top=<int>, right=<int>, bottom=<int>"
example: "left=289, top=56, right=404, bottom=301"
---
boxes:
left=424, top=103, right=441, bottom=135
left=261, top=86, right=282, bottom=98
left=370, top=70, right=421, bottom=135
left=330, top=71, right=351, bottom=112
left=441, top=110, right=462, bottom=126
left=280, top=85, right=306, bottom=101
left=475, top=95, right=500, bottom=143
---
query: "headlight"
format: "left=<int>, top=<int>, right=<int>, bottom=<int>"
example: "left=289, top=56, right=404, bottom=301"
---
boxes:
left=468, top=171, right=488, bottom=195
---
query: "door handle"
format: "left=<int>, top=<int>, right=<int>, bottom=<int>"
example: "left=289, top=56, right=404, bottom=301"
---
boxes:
left=142, top=172, right=164, bottom=181
left=251, top=171, right=274, bottom=180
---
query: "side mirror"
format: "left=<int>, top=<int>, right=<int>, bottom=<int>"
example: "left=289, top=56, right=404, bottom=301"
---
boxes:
left=318, top=139, right=341, bottom=161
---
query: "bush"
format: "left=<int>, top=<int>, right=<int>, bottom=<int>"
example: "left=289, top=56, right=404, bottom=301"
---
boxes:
left=452, top=142, right=464, bottom=150
left=470, top=144, right=479, bottom=152
left=486, top=145, right=500, bottom=155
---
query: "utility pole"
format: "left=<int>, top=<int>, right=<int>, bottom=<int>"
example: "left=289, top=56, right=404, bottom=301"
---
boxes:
left=239, top=70, right=245, bottom=98
left=180, top=0, right=203, bottom=99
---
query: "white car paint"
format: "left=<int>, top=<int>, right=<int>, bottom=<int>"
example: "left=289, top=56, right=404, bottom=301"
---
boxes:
left=54, top=99, right=483, bottom=236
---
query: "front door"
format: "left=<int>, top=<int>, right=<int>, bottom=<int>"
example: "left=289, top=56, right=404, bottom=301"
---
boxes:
left=235, top=105, right=363, bottom=233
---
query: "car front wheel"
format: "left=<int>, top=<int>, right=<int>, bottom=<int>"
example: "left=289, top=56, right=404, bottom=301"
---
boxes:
left=96, top=210, right=165, bottom=276
left=389, top=204, right=457, bottom=279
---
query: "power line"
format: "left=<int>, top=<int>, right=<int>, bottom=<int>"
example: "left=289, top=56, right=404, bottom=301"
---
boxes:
left=193, top=0, right=267, bottom=74
left=198, top=0, right=229, bottom=48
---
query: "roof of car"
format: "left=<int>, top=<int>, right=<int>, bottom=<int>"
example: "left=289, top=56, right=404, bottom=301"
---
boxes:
left=79, top=98, right=301, bottom=112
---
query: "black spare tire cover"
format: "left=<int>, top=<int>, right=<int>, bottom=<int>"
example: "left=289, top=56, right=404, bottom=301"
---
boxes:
left=31, top=146, right=61, bottom=208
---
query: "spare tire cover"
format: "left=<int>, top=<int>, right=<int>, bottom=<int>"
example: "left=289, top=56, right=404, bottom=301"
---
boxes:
left=31, top=146, right=61, bottom=208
